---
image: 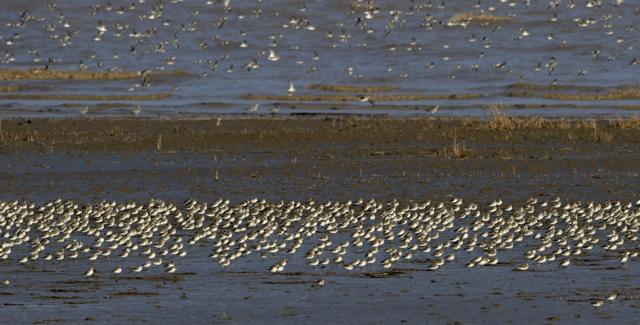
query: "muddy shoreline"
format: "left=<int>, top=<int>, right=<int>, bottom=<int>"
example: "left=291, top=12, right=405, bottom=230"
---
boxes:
left=2, top=116, right=640, bottom=152
left=1, top=116, right=639, bottom=204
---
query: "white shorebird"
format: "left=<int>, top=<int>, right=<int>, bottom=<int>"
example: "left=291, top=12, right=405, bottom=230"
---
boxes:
left=246, top=104, right=259, bottom=113
left=84, top=267, right=95, bottom=277
left=287, top=81, right=295, bottom=95
left=267, top=50, right=280, bottom=62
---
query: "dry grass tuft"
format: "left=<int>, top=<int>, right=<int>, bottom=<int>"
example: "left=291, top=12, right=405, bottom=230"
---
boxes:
left=609, top=117, right=640, bottom=129
left=587, top=121, right=614, bottom=142
left=437, top=133, right=470, bottom=159
left=488, top=103, right=516, bottom=130
left=486, top=103, right=554, bottom=131
left=594, top=130, right=613, bottom=142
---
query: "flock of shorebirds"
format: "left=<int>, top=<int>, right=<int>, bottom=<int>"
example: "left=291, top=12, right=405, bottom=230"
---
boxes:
left=1, top=0, right=638, bottom=98
left=0, top=196, right=638, bottom=305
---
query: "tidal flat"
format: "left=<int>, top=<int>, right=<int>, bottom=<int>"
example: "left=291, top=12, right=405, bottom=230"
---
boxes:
left=1, top=117, right=640, bottom=324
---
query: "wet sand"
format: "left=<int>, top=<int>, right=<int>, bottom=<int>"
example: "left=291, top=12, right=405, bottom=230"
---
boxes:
left=1, top=116, right=640, bottom=324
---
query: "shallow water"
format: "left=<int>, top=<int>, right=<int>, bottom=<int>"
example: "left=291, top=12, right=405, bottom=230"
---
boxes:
left=2, top=227, right=640, bottom=324
left=0, top=0, right=639, bottom=118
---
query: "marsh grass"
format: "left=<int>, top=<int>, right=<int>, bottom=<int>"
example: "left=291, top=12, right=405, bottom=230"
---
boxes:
left=587, top=120, right=614, bottom=142
left=608, top=117, right=640, bottom=129
left=486, top=103, right=554, bottom=131
left=437, top=132, right=470, bottom=159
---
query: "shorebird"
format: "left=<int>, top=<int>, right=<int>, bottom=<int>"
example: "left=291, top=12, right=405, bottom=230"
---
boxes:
left=84, top=267, right=95, bottom=277
left=287, top=81, right=295, bottom=95
left=270, top=259, right=287, bottom=272
left=514, top=263, right=529, bottom=271
left=359, top=95, right=375, bottom=106
left=246, top=104, right=259, bottom=113
left=267, top=50, right=280, bottom=62
left=547, top=57, right=559, bottom=74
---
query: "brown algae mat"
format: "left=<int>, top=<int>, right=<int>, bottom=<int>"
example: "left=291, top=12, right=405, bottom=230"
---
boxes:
left=0, top=69, right=190, bottom=81
left=0, top=93, right=172, bottom=101
left=244, top=82, right=640, bottom=104
left=506, top=83, right=609, bottom=92
left=0, top=85, right=28, bottom=92
left=447, top=12, right=515, bottom=26
left=307, top=84, right=397, bottom=93
left=505, top=83, right=640, bottom=100
left=241, top=93, right=483, bottom=102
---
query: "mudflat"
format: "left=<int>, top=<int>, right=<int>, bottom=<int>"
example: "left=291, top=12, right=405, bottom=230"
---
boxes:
left=1, top=116, right=639, bottom=202
left=2, top=116, right=640, bottom=324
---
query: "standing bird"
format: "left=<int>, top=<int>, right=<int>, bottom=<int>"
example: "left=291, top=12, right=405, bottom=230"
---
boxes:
left=548, top=57, right=559, bottom=74
left=287, top=81, right=296, bottom=95
left=246, top=104, right=259, bottom=113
